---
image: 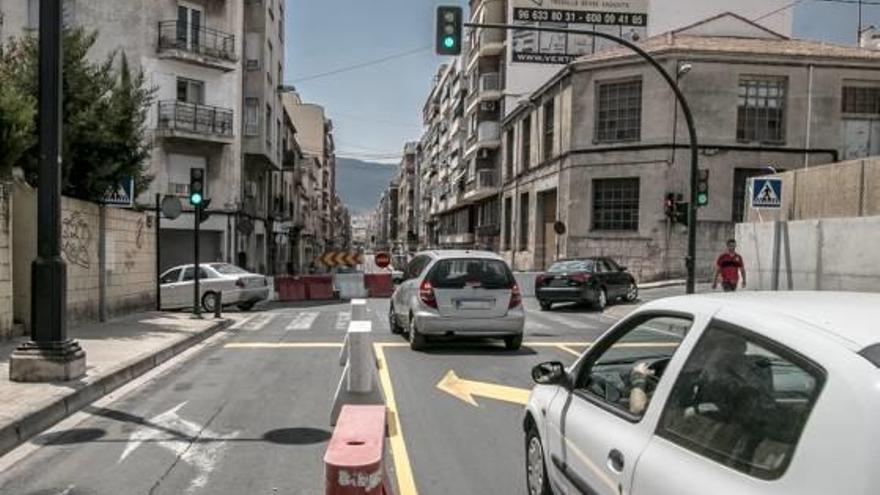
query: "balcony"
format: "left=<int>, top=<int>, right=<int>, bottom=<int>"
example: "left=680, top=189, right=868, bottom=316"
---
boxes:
left=463, top=168, right=499, bottom=203
left=157, top=20, right=236, bottom=71
left=466, top=122, right=501, bottom=155
left=468, top=28, right=505, bottom=67
left=466, top=73, right=502, bottom=113
left=156, top=101, right=234, bottom=144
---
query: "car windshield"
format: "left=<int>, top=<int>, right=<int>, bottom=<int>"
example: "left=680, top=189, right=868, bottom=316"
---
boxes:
left=210, top=264, right=249, bottom=275
left=548, top=260, right=594, bottom=273
left=427, top=259, right=514, bottom=289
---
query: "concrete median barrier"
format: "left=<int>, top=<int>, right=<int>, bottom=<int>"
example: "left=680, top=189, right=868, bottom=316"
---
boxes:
left=335, top=273, right=368, bottom=299
left=331, top=317, right=384, bottom=426
left=324, top=405, right=393, bottom=495
left=514, top=272, right=539, bottom=297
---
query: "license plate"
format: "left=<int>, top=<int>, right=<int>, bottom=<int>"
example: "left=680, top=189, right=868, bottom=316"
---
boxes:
left=550, top=278, right=569, bottom=287
left=456, top=299, right=493, bottom=310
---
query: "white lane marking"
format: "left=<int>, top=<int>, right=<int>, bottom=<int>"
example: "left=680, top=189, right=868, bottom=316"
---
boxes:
left=335, top=312, right=351, bottom=332
left=285, top=312, right=319, bottom=331
left=118, top=402, right=239, bottom=494
left=228, top=315, right=258, bottom=330
left=531, top=310, right=600, bottom=330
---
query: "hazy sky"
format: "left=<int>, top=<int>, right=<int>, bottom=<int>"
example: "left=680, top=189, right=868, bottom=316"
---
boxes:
left=285, top=1, right=880, bottom=163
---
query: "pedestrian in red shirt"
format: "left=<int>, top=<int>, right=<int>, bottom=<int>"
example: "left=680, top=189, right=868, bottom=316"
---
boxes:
left=713, top=239, right=746, bottom=292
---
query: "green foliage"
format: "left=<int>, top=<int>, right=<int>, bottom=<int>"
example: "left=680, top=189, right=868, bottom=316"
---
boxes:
left=0, top=28, right=155, bottom=201
left=0, top=66, right=36, bottom=176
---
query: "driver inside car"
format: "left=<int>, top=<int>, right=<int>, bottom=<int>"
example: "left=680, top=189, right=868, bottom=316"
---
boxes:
left=628, top=361, right=655, bottom=415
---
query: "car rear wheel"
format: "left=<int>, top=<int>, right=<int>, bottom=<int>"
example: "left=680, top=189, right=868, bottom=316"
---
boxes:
left=389, top=304, right=404, bottom=335
left=505, top=335, right=523, bottom=351
left=201, top=292, right=219, bottom=313
left=526, top=425, right=551, bottom=495
left=408, top=315, right=427, bottom=351
left=595, top=288, right=607, bottom=311
left=538, top=300, right=552, bottom=311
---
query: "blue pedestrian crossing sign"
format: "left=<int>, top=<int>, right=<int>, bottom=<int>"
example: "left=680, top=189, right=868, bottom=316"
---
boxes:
left=751, top=178, right=782, bottom=209
left=104, top=177, right=135, bottom=207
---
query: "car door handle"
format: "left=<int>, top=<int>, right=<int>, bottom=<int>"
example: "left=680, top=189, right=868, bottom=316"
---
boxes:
left=607, top=449, right=625, bottom=474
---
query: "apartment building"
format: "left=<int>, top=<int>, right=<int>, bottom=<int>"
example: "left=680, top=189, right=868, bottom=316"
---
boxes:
left=395, top=142, right=419, bottom=252
left=499, top=14, right=880, bottom=281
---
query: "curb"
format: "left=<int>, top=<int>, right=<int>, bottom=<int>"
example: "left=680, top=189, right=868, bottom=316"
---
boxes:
left=0, top=317, right=233, bottom=459
left=638, top=279, right=687, bottom=289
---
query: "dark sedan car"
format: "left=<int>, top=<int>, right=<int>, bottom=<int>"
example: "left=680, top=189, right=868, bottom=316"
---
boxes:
left=535, top=258, right=638, bottom=311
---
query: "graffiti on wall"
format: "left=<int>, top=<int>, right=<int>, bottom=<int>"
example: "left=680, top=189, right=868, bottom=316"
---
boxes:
left=61, top=211, right=92, bottom=269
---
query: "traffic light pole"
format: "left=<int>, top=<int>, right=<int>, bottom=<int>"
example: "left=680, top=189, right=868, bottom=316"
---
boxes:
left=193, top=205, right=202, bottom=318
left=464, top=22, right=700, bottom=294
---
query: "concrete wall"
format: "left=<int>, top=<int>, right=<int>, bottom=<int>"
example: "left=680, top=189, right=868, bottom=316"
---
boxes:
left=12, top=182, right=157, bottom=330
left=0, top=184, right=13, bottom=340
left=737, top=217, right=880, bottom=292
left=745, top=158, right=880, bottom=222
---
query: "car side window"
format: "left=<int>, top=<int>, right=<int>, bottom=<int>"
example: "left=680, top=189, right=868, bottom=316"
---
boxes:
left=181, top=267, right=210, bottom=282
left=657, top=323, right=825, bottom=480
left=605, top=259, right=621, bottom=271
left=405, top=256, right=428, bottom=280
left=595, top=260, right=610, bottom=273
left=160, top=269, right=181, bottom=285
left=576, top=315, right=693, bottom=420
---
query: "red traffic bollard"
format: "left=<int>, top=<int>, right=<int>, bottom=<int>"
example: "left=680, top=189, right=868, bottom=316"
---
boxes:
left=325, top=405, right=393, bottom=495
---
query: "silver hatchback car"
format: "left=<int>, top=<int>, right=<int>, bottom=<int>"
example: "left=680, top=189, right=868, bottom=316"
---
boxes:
left=389, top=250, right=525, bottom=351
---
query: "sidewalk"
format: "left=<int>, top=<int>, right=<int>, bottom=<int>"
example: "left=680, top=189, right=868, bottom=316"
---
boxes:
left=0, top=311, right=238, bottom=458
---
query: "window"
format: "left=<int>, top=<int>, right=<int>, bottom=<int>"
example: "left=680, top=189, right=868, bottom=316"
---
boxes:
left=548, top=260, right=594, bottom=273
left=427, top=259, right=514, bottom=289
left=576, top=315, right=692, bottom=419
left=521, top=116, right=532, bottom=171
left=266, top=39, right=274, bottom=72
left=732, top=168, right=774, bottom=222
left=210, top=263, right=249, bottom=275
left=842, top=85, right=880, bottom=115
left=404, top=256, right=431, bottom=280
left=519, top=193, right=530, bottom=251
left=177, top=5, right=202, bottom=50
left=596, top=79, right=642, bottom=143
left=543, top=100, right=555, bottom=161
left=505, top=128, right=515, bottom=179
left=737, top=77, right=787, bottom=144
left=658, top=323, right=825, bottom=480
left=181, top=267, right=210, bottom=281
left=592, top=178, right=640, bottom=231
left=478, top=197, right=500, bottom=227
left=266, top=104, right=273, bottom=146
left=245, top=98, right=259, bottom=136
left=176, top=78, right=204, bottom=104
left=160, top=269, right=182, bottom=285
left=503, top=197, right=513, bottom=249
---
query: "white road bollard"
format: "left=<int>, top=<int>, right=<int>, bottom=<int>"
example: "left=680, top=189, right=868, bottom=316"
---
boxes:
left=350, top=298, right=368, bottom=321
left=330, top=320, right=385, bottom=426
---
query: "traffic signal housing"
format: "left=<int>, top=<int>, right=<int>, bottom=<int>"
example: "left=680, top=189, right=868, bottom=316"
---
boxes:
left=199, top=198, right=212, bottom=224
left=665, top=193, right=689, bottom=226
left=189, top=168, right=204, bottom=206
left=697, top=169, right=709, bottom=207
left=436, top=6, right=463, bottom=56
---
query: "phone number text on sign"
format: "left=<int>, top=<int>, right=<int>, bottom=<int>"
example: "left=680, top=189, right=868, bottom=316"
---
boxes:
left=514, top=8, right=647, bottom=26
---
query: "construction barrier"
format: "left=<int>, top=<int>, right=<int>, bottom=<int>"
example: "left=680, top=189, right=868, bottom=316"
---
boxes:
left=363, top=274, right=393, bottom=298
left=514, top=272, right=539, bottom=298
left=276, top=276, right=308, bottom=302
left=331, top=318, right=384, bottom=426
left=324, top=405, right=393, bottom=495
left=305, top=275, right=336, bottom=301
left=335, top=273, right=368, bottom=299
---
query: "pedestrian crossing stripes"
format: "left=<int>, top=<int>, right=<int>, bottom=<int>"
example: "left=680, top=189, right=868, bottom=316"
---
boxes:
left=335, top=312, right=351, bottom=332
left=285, top=312, right=319, bottom=331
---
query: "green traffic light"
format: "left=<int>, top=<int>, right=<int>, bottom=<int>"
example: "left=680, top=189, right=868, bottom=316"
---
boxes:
left=190, top=193, right=203, bottom=206
left=697, top=193, right=708, bottom=206
left=443, top=36, right=455, bottom=49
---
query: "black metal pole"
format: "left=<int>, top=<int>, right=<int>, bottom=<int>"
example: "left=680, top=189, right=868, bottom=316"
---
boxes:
left=193, top=205, right=202, bottom=318
left=32, top=0, right=67, bottom=342
left=465, top=22, right=700, bottom=293
left=156, top=193, right=162, bottom=311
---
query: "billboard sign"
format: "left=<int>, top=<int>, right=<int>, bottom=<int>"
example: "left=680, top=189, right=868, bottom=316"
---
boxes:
left=511, top=0, right=649, bottom=64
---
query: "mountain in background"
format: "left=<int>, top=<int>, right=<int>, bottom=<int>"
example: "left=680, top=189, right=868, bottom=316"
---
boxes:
left=335, top=158, right=399, bottom=215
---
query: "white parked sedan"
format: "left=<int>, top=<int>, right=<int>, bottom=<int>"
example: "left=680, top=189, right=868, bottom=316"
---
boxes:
left=159, top=263, right=269, bottom=312
left=524, top=292, right=880, bottom=495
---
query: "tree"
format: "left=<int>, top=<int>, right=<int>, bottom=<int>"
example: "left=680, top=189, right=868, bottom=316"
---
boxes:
left=0, top=46, right=36, bottom=176
left=0, top=28, right=155, bottom=201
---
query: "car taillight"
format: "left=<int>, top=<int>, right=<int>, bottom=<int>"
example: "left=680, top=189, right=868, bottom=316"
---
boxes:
left=509, top=284, right=522, bottom=309
left=235, top=279, right=246, bottom=288
left=419, top=280, right=438, bottom=308
left=569, top=273, right=590, bottom=284
left=535, top=274, right=547, bottom=286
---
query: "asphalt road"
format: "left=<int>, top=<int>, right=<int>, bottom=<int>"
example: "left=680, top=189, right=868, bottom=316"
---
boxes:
left=0, top=284, right=703, bottom=495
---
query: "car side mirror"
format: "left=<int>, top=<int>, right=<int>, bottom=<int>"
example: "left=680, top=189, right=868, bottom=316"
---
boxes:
left=532, top=361, right=567, bottom=386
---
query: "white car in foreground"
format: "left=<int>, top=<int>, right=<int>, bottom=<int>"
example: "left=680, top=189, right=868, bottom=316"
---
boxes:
left=159, top=263, right=269, bottom=312
left=524, top=292, right=880, bottom=495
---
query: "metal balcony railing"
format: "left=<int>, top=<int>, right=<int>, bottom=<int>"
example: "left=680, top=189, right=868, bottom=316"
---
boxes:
left=476, top=168, right=498, bottom=189
left=157, top=100, right=233, bottom=137
left=158, top=20, right=236, bottom=61
left=477, top=121, right=501, bottom=142
left=480, top=73, right=501, bottom=92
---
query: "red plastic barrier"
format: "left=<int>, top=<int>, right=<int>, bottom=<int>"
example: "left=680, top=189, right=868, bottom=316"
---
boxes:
left=276, top=276, right=307, bottom=302
left=325, top=405, right=393, bottom=495
left=364, top=274, right=393, bottom=298
left=304, top=275, right=336, bottom=300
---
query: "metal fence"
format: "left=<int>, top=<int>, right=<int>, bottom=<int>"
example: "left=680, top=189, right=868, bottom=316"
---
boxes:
left=157, top=101, right=233, bottom=137
left=157, top=20, right=236, bottom=61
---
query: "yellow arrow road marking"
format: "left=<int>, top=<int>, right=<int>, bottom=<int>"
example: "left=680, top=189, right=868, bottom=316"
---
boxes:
left=436, top=370, right=531, bottom=407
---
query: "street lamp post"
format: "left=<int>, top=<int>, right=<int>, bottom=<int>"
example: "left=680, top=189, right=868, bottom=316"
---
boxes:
left=464, top=22, right=701, bottom=294
left=10, top=0, right=86, bottom=381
